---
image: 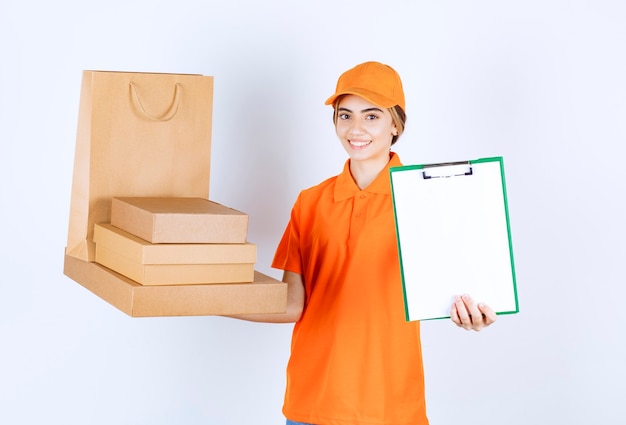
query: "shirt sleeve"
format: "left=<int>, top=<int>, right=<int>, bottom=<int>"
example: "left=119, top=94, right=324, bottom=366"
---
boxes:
left=271, top=193, right=303, bottom=275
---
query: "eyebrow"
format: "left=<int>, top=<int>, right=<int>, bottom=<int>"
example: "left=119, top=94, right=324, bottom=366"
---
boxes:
left=337, top=106, right=385, bottom=114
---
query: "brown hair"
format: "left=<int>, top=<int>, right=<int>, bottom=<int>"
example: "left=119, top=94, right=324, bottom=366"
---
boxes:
left=388, top=105, right=406, bottom=146
left=332, top=95, right=407, bottom=145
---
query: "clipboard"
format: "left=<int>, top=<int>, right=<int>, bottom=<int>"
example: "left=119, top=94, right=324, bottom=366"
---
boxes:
left=389, top=157, right=519, bottom=321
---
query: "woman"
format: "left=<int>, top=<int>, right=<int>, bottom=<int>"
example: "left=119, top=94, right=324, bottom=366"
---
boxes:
left=234, top=61, right=496, bottom=425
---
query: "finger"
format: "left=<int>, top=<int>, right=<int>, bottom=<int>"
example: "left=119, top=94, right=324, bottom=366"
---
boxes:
left=454, top=295, right=473, bottom=330
left=478, top=302, right=497, bottom=326
left=450, top=302, right=462, bottom=327
left=461, top=294, right=482, bottom=319
left=461, top=294, right=487, bottom=331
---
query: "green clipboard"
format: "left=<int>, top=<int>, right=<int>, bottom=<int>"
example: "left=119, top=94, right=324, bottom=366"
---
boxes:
left=390, top=157, right=519, bottom=321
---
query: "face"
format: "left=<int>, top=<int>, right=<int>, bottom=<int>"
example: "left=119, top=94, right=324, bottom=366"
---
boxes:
left=335, top=95, right=398, bottom=166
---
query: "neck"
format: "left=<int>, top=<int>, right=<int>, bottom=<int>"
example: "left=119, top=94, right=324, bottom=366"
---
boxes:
left=349, top=154, right=392, bottom=190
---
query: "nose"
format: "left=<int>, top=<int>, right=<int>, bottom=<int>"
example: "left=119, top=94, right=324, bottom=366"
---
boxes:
left=347, top=119, right=365, bottom=135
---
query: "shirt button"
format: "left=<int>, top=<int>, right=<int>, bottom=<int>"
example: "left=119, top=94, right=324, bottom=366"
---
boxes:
left=355, top=213, right=361, bottom=218
left=359, top=194, right=366, bottom=199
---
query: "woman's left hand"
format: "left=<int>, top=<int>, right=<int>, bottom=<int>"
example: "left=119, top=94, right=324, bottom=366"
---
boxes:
left=450, top=294, right=497, bottom=331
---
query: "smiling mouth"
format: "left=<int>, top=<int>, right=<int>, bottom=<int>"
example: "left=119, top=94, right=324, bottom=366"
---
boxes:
left=349, top=139, right=371, bottom=148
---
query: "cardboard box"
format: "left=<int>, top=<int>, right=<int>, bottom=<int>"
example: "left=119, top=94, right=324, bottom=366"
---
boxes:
left=94, top=223, right=257, bottom=264
left=64, top=253, right=288, bottom=317
left=94, top=223, right=255, bottom=285
left=96, top=246, right=254, bottom=285
left=111, top=197, right=249, bottom=243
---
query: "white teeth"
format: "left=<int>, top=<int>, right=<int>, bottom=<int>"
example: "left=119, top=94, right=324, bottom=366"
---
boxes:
left=349, top=140, right=370, bottom=147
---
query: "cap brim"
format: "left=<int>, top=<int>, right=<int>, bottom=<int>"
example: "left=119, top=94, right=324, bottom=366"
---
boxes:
left=324, top=88, right=397, bottom=109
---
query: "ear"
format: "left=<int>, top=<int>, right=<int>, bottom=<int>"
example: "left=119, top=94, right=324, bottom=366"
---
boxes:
left=392, top=125, right=399, bottom=136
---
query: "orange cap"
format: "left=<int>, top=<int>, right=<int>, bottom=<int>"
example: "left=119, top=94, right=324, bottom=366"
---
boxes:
left=325, top=61, right=405, bottom=110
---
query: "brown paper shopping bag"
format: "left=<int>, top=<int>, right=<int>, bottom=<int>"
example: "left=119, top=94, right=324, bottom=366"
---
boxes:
left=66, top=71, right=214, bottom=262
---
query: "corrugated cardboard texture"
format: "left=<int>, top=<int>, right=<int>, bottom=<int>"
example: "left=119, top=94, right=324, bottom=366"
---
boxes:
left=111, top=197, right=249, bottom=243
left=94, top=223, right=257, bottom=264
left=64, top=253, right=287, bottom=317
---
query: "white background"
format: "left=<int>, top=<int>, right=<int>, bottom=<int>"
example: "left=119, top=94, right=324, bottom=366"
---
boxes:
left=1, top=1, right=625, bottom=424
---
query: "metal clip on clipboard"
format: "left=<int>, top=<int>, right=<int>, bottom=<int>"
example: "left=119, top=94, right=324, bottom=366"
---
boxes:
left=422, top=161, right=473, bottom=179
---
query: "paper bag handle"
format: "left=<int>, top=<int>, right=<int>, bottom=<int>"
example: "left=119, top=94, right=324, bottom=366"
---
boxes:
left=129, top=82, right=181, bottom=121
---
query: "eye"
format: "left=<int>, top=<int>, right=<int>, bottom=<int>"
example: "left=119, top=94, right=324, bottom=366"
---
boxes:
left=338, top=113, right=350, bottom=120
left=365, top=113, right=379, bottom=120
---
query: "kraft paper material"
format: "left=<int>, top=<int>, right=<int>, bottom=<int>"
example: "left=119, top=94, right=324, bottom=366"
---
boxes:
left=66, top=71, right=214, bottom=261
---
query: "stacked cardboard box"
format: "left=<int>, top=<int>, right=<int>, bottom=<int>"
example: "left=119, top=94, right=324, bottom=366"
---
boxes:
left=94, top=197, right=258, bottom=287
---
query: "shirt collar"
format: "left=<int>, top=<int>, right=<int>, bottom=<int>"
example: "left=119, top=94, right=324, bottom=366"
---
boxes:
left=334, top=152, right=403, bottom=202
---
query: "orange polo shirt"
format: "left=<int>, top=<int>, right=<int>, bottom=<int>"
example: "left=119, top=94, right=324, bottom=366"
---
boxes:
left=272, top=153, right=429, bottom=425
